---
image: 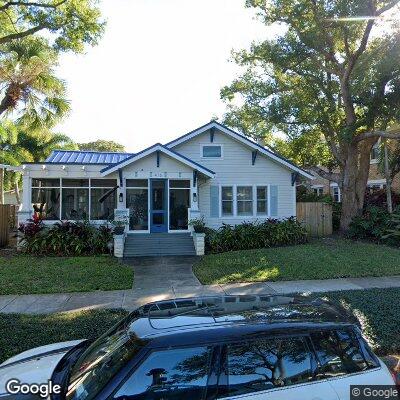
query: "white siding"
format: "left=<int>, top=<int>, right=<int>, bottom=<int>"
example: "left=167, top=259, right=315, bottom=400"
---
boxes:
left=173, top=130, right=296, bottom=228
left=122, top=152, right=192, bottom=177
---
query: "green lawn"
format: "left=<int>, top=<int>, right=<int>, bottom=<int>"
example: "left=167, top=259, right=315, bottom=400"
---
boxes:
left=0, top=255, right=134, bottom=295
left=194, top=238, right=400, bottom=284
left=0, top=288, right=398, bottom=364
left=314, top=288, right=400, bottom=356
left=0, top=309, right=129, bottom=364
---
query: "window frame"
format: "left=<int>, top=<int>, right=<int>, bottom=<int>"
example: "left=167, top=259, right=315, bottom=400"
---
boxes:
left=308, top=327, right=380, bottom=382
left=125, top=178, right=150, bottom=233
left=218, top=184, right=272, bottom=219
left=236, top=186, right=253, bottom=216
left=256, top=185, right=269, bottom=216
left=216, top=333, right=318, bottom=398
left=108, top=344, right=217, bottom=400
left=221, top=186, right=234, bottom=217
left=200, top=144, right=223, bottom=159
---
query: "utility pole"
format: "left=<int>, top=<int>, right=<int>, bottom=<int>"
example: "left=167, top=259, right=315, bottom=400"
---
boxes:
left=383, top=139, right=393, bottom=213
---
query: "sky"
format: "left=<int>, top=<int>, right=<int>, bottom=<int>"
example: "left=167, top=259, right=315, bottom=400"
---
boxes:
left=55, top=0, right=275, bottom=152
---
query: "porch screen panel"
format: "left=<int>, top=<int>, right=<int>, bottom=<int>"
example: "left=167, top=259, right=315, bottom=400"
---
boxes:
left=61, top=179, right=89, bottom=220
left=31, top=178, right=61, bottom=220
left=169, top=180, right=190, bottom=230
left=126, top=180, right=149, bottom=231
left=91, top=179, right=117, bottom=220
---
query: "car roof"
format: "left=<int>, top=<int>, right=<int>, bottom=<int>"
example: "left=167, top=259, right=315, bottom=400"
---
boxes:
left=127, top=294, right=359, bottom=344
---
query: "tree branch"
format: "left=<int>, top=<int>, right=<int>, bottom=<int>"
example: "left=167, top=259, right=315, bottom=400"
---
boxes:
left=0, top=24, right=47, bottom=44
left=353, top=129, right=400, bottom=143
left=376, top=0, right=400, bottom=15
left=308, top=166, right=341, bottom=183
left=0, top=0, right=67, bottom=11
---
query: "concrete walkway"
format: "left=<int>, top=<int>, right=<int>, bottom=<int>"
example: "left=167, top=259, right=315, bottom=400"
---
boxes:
left=1, top=274, right=400, bottom=314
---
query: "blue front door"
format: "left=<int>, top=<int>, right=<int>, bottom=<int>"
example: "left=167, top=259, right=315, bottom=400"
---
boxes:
left=150, top=179, right=168, bottom=232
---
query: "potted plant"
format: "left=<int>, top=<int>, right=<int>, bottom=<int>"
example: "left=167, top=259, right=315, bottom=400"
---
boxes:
left=111, top=216, right=128, bottom=235
left=189, top=216, right=207, bottom=233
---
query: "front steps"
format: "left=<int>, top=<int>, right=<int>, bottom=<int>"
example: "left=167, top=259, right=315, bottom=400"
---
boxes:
left=123, top=233, right=196, bottom=257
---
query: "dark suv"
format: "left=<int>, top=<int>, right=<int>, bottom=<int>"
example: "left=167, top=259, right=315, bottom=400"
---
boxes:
left=0, top=295, right=396, bottom=400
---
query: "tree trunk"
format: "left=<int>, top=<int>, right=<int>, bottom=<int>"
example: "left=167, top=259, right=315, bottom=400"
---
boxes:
left=0, top=168, right=4, bottom=204
left=383, top=139, right=393, bottom=213
left=14, top=174, right=21, bottom=205
left=339, top=140, right=375, bottom=230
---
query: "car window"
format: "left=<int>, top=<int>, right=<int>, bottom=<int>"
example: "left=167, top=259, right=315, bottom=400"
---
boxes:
left=113, top=346, right=212, bottom=400
left=311, top=329, right=369, bottom=378
left=218, top=337, right=313, bottom=398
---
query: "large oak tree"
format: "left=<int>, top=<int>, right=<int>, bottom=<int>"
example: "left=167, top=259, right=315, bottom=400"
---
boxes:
left=0, top=0, right=104, bottom=52
left=221, top=0, right=400, bottom=229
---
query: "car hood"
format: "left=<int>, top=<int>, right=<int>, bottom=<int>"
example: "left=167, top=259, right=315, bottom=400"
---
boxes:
left=0, top=340, right=85, bottom=399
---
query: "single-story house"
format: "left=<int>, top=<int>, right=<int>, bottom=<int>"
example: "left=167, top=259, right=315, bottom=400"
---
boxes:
left=15, top=121, right=313, bottom=256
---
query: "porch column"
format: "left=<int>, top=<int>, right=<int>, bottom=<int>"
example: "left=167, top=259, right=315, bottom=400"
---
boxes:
left=189, top=170, right=201, bottom=231
left=117, top=169, right=125, bottom=210
left=18, top=173, right=32, bottom=224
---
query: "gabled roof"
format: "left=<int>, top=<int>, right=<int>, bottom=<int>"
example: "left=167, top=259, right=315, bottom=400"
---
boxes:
left=166, top=121, right=314, bottom=179
left=45, top=150, right=134, bottom=164
left=100, top=143, right=215, bottom=177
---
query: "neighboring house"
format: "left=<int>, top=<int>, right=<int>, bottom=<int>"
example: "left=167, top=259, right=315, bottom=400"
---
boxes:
left=16, top=121, right=312, bottom=255
left=309, top=141, right=400, bottom=202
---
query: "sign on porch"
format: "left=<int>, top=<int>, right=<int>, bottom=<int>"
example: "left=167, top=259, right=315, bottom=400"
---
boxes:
left=114, top=208, right=129, bottom=222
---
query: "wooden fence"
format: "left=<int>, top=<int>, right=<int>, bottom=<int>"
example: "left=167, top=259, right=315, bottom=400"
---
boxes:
left=0, top=204, right=18, bottom=247
left=297, top=202, right=333, bottom=237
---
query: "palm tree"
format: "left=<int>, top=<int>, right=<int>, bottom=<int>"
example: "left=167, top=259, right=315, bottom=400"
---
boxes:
left=0, top=121, right=76, bottom=203
left=0, top=37, right=70, bottom=129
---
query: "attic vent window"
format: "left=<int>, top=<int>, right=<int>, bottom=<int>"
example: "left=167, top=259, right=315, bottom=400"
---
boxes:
left=202, top=145, right=222, bottom=158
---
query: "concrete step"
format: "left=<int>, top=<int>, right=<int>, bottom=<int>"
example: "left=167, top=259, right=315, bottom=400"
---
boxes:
left=123, top=233, right=196, bottom=256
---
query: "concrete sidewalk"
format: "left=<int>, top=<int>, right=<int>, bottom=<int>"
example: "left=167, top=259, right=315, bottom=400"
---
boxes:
left=1, top=275, right=400, bottom=314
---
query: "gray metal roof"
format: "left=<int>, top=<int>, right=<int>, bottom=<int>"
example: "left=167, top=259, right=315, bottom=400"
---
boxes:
left=45, top=150, right=134, bottom=164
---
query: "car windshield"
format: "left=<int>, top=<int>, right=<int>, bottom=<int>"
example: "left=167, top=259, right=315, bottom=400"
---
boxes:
left=66, top=313, right=147, bottom=400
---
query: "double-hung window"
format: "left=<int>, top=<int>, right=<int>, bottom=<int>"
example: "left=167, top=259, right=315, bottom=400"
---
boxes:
left=256, top=186, right=268, bottom=215
left=237, top=186, right=253, bottom=216
left=221, top=186, right=233, bottom=216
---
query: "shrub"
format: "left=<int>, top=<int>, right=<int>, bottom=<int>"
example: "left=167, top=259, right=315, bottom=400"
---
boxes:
left=204, top=218, right=308, bottom=254
left=189, top=217, right=208, bottom=233
left=382, top=210, right=400, bottom=246
left=18, top=219, right=114, bottom=256
left=348, top=206, right=392, bottom=241
left=364, top=188, right=400, bottom=209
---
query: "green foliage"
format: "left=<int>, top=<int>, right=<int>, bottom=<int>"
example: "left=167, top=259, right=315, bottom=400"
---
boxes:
left=18, top=219, right=114, bottom=256
left=0, top=255, right=134, bottom=295
left=349, top=206, right=392, bottom=241
left=78, top=140, right=126, bottom=153
left=221, top=0, right=400, bottom=228
left=194, top=238, right=400, bottom=285
left=382, top=210, right=400, bottom=245
left=204, top=218, right=308, bottom=254
left=296, top=185, right=331, bottom=203
left=0, top=309, right=129, bottom=364
left=189, top=217, right=208, bottom=233
left=0, top=37, right=70, bottom=127
left=0, top=0, right=105, bottom=52
left=273, top=131, right=334, bottom=168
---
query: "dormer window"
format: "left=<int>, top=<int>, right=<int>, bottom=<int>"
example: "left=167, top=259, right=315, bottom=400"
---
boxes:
left=201, top=144, right=222, bottom=158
